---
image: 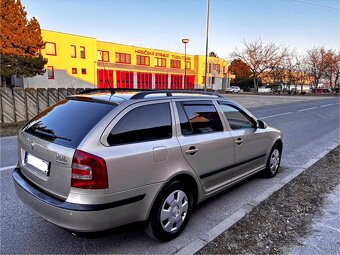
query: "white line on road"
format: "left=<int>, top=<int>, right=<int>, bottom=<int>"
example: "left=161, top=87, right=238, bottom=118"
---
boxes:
left=261, top=112, right=293, bottom=119
left=321, top=104, right=335, bottom=107
left=297, top=107, right=317, bottom=112
left=0, top=165, right=16, bottom=172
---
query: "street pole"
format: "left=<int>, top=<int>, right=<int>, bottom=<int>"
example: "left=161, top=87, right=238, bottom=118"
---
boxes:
left=182, top=39, right=189, bottom=90
left=204, top=0, right=210, bottom=92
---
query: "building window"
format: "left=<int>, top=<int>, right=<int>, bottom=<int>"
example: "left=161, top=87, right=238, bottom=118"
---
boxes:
left=155, top=58, right=166, bottom=67
left=71, top=45, right=76, bottom=58
left=98, top=50, right=110, bottom=62
left=72, top=68, right=77, bottom=74
left=170, top=59, right=181, bottom=69
left=115, top=53, right=131, bottom=64
left=47, top=66, right=54, bottom=79
left=80, top=46, right=86, bottom=59
left=185, top=61, right=191, bottom=70
left=45, top=42, right=56, bottom=56
left=137, top=55, right=150, bottom=66
left=209, top=63, right=220, bottom=73
left=81, top=68, right=87, bottom=74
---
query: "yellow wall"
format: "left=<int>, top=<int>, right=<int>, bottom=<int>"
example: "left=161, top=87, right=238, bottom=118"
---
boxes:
left=195, top=55, right=228, bottom=86
left=41, top=29, right=228, bottom=89
left=97, top=41, right=194, bottom=72
left=41, top=30, right=97, bottom=85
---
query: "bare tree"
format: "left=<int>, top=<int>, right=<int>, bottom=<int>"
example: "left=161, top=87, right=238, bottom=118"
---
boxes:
left=305, top=47, right=330, bottom=91
left=323, top=50, right=339, bottom=88
left=334, top=51, right=340, bottom=88
left=232, top=39, right=288, bottom=92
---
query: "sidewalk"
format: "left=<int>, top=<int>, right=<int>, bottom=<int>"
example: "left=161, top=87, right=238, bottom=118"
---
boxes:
left=197, top=146, right=339, bottom=255
left=291, top=185, right=340, bottom=255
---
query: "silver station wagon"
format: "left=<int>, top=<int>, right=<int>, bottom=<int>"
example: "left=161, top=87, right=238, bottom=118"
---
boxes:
left=13, top=89, right=282, bottom=241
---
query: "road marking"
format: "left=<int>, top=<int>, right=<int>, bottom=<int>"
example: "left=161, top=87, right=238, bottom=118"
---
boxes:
left=261, top=112, right=293, bottom=119
left=297, top=107, right=317, bottom=112
left=0, top=165, right=16, bottom=172
left=321, top=104, right=335, bottom=107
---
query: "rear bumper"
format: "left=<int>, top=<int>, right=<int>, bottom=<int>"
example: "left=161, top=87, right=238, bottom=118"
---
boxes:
left=12, top=168, right=158, bottom=232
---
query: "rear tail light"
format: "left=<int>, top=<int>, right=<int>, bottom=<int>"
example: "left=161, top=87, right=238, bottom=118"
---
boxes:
left=71, top=150, right=108, bottom=189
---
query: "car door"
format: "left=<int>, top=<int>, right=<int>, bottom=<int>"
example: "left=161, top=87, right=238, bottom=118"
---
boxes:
left=99, top=100, right=186, bottom=194
left=217, top=101, right=267, bottom=180
left=174, top=100, right=235, bottom=193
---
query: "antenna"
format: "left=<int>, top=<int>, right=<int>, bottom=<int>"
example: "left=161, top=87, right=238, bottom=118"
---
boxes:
left=100, top=55, right=114, bottom=96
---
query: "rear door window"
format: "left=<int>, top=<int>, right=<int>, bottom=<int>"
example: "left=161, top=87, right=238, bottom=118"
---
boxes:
left=176, top=101, right=223, bottom=135
left=107, top=103, right=172, bottom=146
left=24, top=99, right=115, bottom=148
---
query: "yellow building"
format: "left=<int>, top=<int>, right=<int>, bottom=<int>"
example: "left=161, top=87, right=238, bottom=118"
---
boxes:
left=24, top=30, right=228, bottom=90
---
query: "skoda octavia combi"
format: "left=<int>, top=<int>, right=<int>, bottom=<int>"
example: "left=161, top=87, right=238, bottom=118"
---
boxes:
left=13, top=90, right=282, bottom=241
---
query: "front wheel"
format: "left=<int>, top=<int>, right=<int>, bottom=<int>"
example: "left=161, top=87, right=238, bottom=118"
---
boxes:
left=146, top=180, right=193, bottom=241
left=263, top=144, right=281, bottom=178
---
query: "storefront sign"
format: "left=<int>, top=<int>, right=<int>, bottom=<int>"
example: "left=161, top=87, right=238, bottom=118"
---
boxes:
left=134, top=49, right=191, bottom=61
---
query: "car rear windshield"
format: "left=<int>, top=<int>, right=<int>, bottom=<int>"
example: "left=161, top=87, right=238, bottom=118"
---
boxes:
left=24, top=99, right=115, bottom=148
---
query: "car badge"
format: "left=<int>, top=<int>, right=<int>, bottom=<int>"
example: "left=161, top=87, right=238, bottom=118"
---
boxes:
left=56, top=153, right=67, bottom=165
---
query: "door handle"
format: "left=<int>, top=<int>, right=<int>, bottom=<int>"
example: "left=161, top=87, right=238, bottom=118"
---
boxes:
left=235, top=138, right=243, bottom=145
left=186, top=146, right=198, bottom=155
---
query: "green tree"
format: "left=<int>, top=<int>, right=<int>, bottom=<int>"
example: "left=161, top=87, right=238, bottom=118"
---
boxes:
left=0, top=0, right=47, bottom=87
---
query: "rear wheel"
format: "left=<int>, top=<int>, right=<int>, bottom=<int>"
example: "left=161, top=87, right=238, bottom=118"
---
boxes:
left=264, top=144, right=281, bottom=178
left=146, top=180, right=192, bottom=241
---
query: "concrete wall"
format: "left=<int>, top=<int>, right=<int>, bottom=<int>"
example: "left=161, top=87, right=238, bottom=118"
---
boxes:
left=0, top=87, right=85, bottom=124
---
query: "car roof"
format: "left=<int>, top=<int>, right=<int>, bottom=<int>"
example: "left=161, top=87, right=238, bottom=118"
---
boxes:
left=68, top=89, right=227, bottom=105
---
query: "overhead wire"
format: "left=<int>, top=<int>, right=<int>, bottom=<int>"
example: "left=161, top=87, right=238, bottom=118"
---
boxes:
left=289, top=0, right=339, bottom=11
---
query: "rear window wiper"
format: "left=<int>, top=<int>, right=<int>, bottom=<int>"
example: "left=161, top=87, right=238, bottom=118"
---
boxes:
left=34, top=129, right=72, bottom=141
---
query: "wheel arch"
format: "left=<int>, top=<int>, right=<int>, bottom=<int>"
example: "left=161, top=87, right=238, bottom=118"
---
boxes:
left=146, top=171, right=201, bottom=220
left=274, top=138, right=283, bottom=152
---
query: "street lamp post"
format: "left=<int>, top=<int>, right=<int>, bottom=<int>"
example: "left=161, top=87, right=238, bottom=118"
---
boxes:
left=182, top=38, right=189, bottom=90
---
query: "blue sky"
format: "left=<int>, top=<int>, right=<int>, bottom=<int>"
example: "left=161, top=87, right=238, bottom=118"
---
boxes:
left=22, top=0, right=339, bottom=58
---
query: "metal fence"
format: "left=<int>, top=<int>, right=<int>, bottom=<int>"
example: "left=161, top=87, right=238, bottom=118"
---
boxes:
left=0, top=88, right=85, bottom=124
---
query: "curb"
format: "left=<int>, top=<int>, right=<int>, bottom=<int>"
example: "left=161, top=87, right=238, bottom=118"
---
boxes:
left=0, top=135, right=17, bottom=140
left=175, top=141, right=340, bottom=255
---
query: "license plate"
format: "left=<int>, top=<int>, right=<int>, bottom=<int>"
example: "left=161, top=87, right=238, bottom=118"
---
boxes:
left=25, top=152, right=50, bottom=176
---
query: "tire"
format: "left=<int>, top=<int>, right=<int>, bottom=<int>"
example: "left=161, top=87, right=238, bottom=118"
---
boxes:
left=146, top=180, right=193, bottom=241
left=263, top=144, right=281, bottom=178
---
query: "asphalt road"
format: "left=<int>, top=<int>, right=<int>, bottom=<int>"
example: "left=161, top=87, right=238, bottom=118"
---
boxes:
left=1, top=97, right=339, bottom=254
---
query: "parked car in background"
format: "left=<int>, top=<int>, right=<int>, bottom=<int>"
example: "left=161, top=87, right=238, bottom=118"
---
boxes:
left=288, top=87, right=297, bottom=95
left=316, top=88, right=332, bottom=93
left=13, top=89, right=282, bottom=241
left=310, top=87, right=332, bottom=93
left=258, top=86, right=271, bottom=93
left=226, top=86, right=241, bottom=93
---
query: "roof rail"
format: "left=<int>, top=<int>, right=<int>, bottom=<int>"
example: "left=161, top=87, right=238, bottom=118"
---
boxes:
left=130, top=90, right=224, bottom=99
left=78, top=88, right=151, bottom=95
left=78, top=88, right=223, bottom=99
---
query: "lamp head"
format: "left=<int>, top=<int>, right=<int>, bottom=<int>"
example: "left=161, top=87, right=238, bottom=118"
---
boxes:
left=182, top=38, right=190, bottom=44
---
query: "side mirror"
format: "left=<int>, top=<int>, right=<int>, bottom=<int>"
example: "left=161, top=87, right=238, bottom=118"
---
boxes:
left=257, top=119, right=267, bottom=129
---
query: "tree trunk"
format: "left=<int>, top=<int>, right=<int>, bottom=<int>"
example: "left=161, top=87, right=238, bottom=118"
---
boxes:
left=253, top=76, right=258, bottom=93
left=0, top=76, right=6, bottom=87
left=314, top=78, right=319, bottom=94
